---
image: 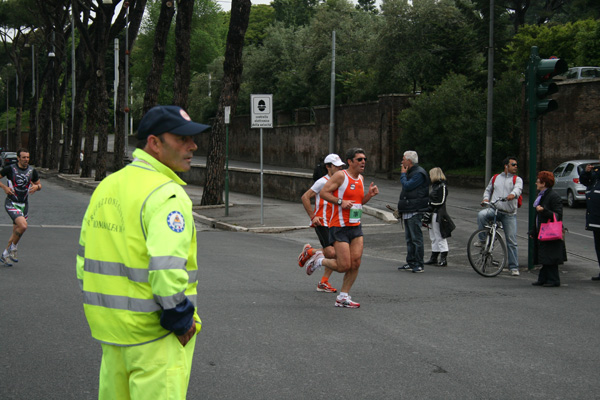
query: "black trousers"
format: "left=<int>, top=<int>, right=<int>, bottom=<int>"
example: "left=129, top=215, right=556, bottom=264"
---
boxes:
left=538, top=264, right=560, bottom=284
left=594, top=230, right=600, bottom=268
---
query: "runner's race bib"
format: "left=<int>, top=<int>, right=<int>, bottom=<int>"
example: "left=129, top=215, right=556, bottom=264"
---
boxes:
left=349, top=204, right=363, bottom=224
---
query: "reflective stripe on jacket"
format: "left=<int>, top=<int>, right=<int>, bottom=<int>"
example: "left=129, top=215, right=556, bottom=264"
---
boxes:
left=76, top=149, right=200, bottom=346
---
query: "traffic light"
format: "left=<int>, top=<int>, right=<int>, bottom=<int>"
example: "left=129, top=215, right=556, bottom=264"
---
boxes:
left=527, top=47, right=567, bottom=118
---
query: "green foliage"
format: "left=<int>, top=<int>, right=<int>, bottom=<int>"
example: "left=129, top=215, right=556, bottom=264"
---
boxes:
left=375, top=0, right=482, bottom=94
left=246, top=5, right=276, bottom=46
left=356, top=0, right=378, bottom=14
left=272, top=0, right=320, bottom=27
left=241, top=0, right=381, bottom=112
left=491, top=70, right=523, bottom=165
left=504, top=19, right=600, bottom=71
left=398, top=74, right=487, bottom=170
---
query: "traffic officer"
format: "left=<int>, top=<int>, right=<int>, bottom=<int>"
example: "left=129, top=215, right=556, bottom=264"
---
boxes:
left=76, top=105, right=210, bottom=399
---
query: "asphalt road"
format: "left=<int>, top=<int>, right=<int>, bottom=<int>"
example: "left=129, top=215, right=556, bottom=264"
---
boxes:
left=1, top=178, right=599, bottom=399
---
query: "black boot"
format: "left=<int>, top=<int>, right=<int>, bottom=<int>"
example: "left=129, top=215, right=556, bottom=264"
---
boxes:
left=438, top=252, right=448, bottom=266
left=424, top=252, right=439, bottom=265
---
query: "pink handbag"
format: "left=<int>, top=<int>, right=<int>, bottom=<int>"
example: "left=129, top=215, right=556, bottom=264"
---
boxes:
left=537, top=213, right=563, bottom=241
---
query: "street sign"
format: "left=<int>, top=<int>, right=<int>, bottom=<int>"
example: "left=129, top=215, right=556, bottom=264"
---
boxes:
left=251, top=94, right=273, bottom=129
left=224, top=106, right=230, bottom=124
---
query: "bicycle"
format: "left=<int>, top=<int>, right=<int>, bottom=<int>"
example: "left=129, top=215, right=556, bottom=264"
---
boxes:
left=466, top=198, right=509, bottom=277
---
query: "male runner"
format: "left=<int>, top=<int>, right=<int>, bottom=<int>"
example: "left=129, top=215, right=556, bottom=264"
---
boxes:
left=0, top=148, right=41, bottom=266
left=300, top=148, right=379, bottom=308
left=299, top=153, right=345, bottom=293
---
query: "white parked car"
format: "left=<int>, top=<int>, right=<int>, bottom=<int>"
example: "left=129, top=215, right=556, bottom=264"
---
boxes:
left=552, top=160, right=599, bottom=207
left=564, top=67, right=600, bottom=80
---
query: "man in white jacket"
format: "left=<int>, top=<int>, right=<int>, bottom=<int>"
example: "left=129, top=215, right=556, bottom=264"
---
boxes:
left=477, top=156, right=523, bottom=276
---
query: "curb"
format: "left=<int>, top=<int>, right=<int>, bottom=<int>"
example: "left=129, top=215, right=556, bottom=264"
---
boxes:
left=363, top=205, right=398, bottom=223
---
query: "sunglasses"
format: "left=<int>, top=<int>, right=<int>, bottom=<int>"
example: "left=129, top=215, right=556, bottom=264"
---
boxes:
left=510, top=163, right=518, bottom=166
left=355, top=157, right=367, bottom=162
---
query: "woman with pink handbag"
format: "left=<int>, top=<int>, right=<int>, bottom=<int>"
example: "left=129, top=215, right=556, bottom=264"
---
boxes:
left=530, top=171, right=567, bottom=287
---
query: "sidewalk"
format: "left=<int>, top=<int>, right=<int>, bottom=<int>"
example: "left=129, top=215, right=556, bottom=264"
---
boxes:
left=40, top=166, right=398, bottom=234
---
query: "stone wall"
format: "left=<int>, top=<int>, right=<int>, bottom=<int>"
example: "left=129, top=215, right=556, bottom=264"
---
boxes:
left=195, top=94, right=414, bottom=177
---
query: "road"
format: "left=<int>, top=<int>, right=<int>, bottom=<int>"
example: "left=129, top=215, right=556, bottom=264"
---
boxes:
left=0, top=178, right=599, bottom=399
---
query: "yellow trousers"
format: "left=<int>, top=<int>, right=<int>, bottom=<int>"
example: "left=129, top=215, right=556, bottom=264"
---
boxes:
left=99, top=333, right=197, bottom=400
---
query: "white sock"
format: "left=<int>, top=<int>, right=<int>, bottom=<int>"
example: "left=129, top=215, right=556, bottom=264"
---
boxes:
left=2, top=249, right=9, bottom=257
left=315, top=256, right=323, bottom=268
left=338, top=292, right=349, bottom=300
left=10, top=244, right=17, bottom=251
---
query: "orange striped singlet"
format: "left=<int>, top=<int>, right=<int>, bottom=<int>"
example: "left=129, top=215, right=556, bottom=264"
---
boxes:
left=329, top=170, right=364, bottom=227
left=310, top=175, right=333, bottom=227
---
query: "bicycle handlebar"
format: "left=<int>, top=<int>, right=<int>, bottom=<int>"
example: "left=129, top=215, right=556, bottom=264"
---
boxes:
left=480, top=198, right=507, bottom=208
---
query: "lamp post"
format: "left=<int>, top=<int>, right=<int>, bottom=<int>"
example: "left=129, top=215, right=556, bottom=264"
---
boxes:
left=124, top=1, right=129, bottom=161
left=5, top=77, right=8, bottom=149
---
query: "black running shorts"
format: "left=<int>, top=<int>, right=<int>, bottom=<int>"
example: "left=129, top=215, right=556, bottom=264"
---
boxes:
left=329, top=225, right=363, bottom=244
left=4, top=198, right=28, bottom=223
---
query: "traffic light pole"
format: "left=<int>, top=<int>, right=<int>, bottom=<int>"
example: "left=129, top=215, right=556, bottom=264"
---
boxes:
left=527, top=46, right=539, bottom=270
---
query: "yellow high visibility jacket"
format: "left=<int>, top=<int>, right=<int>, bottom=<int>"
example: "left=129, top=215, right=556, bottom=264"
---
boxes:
left=76, top=149, right=201, bottom=346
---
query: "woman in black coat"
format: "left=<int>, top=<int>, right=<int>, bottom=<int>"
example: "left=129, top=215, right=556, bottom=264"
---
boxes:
left=531, top=171, right=567, bottom=287
left=424, top=167, right=453, bottom=266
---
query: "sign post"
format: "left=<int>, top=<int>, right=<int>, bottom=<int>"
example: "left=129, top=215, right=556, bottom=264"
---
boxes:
left=224, top=106, right=230, bottom=216
left=251, top=94, right=273, bottom=226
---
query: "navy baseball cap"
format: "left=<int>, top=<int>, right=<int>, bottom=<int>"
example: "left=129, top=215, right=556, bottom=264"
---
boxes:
left=137, top=105, right=211, bottom=139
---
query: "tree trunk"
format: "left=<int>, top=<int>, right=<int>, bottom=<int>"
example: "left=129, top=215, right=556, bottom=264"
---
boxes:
left=70, top=46, right=90, bottom=175
left=143, top=0, right=175, bottom=114
left=91, top=22, right=110, bottom=181
left=173, top=0, right=194, bottom=109
left=28, top=91, right=37, bottom=165
left=115, top=0, right=147, bottom=171
left=93, top=70, right=109, bottom=181
left=38, top=60, right=54, bottom=168
left=49, top=63, right=64, bottom=170
left=14, top=61, right=24, bottom=151
left=201, top=0, right=251, bottom=206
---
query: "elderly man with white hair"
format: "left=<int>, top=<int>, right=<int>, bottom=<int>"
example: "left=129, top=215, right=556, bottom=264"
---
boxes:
left=396, top=150, right=430, bottom=273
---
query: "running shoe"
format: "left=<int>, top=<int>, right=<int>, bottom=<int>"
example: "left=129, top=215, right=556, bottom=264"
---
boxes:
left=298, top=244, right=314, bottom=267
left=316, top=281, right=337, bottom=293
left=0, top=254, right=13, bottom=267
left=335, top=296, right=360, bottom=308
left=304, top=251, right=323, bottom=276
left=9, top=249, right=18, bottom=263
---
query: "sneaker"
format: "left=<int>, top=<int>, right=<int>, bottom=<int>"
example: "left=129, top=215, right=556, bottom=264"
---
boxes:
left=9, top=249, right=17, bottom=263
left=335, top=296, right=360, bottom=308
left=398, top=264, right=412, bottom=271
left=473, top=241, right=485, bottom=248
left=305, top=252, right=324, bottom=276
left=510, top=269, right=520, bottom=276
left=0, top=254, right=13, bottom=267
left=412, top=266, right=424, bottom=273
left=317, top=281, right=337, bottom=293
left=298, top=244, right=314, bottom=267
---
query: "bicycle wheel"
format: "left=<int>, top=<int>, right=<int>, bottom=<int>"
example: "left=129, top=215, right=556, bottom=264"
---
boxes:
left=467, top=228, right=508, bottom=277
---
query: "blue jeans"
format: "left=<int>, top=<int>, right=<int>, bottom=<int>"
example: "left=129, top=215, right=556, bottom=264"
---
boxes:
left=477, top=209, right=519, bottom=270
left=404, top=213, right=424, bottom=269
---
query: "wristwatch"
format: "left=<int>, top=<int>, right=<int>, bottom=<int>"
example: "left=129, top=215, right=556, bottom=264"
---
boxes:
left=337, top=198, right=343, bottom=205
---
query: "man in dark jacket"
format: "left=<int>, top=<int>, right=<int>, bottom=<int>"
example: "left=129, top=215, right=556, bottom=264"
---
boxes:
left=580, top=161, right=600, bottom=280
left=397, top=150, right=430, bottom=273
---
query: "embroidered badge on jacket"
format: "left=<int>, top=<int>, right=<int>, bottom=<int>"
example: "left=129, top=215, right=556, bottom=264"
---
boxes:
left=167, top=211, right=185, bottom=233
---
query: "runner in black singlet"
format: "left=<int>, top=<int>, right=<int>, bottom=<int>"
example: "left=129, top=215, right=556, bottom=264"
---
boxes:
left=0, top=148, right=41, bottom=266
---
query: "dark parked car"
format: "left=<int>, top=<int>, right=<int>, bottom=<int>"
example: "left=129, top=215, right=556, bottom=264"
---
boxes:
left=0, top=152, right=18, bottom=169
left=552, top=159, right=599, bottom=207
